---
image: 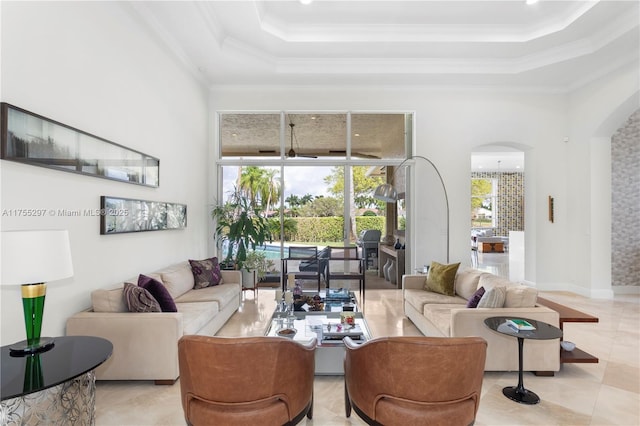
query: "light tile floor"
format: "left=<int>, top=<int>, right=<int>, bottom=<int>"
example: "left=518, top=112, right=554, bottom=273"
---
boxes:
left=95, top=288, right=639, bottom=426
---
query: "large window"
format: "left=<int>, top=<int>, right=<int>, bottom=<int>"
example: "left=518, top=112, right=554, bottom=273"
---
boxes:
left=216, top=111, right=411, bottom=272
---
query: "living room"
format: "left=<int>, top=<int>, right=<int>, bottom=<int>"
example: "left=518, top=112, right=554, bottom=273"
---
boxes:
left=1, top=1, right=638, bottom=425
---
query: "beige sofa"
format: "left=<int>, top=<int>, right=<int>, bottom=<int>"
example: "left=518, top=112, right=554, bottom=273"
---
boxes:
left=403, top=268, right=560, bottom=373
left=66, top=261, right=241, bottom=384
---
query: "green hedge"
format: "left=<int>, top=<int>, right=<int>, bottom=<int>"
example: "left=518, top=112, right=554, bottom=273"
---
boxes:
left=355, top=216, right=385, bottom=235
left=292, top=217, right=344, bottom=242
left=290, top=216, right=386, bottom=243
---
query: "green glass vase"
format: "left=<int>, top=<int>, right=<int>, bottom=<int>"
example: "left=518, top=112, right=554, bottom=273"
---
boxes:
left=10, top=283, right=54, bottom=355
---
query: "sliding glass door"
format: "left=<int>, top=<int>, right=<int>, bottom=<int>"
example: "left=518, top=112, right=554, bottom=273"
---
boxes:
left=216, top=111, right=410, bottom=276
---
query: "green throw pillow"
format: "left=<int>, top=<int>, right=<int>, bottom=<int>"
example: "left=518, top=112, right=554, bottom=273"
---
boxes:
left=425, top=261, right=461, bottom=296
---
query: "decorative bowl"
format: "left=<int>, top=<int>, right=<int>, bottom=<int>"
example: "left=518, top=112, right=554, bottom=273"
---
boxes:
left=276, top=328, right=297, bottom=339
left=560, top=341, right=576, bottom=351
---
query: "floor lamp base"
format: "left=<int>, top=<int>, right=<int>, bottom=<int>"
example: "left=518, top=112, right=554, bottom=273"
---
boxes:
left=9, top=337, right=55, bottom=357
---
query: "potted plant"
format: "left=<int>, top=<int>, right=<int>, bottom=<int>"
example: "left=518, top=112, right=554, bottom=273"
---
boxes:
left=241, top=250, right=275, bottom=289
left=211, top=188, right=272, bottom=270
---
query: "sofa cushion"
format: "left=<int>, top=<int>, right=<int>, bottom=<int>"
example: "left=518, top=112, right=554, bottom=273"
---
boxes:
left=477, top=274, right=513, bottom=291
left=404, top=289, right=466, bottom=314
left=174, top=283, right=241, bottom=308
left=422, top=304, right=463, bottom=336
left=189, top=257, right=224, bottom=289
left=455, top=268, right=485, bottom=300
left=466, top=287, right=486, bottom=308
left=425, top=262, right=460, bottom=296
left=122, top=282, right=161, bottom=313
left=91, top=286, right=127, bottom=313
left=138, top=274, right=177, bottom=312
left=477, top=286, right=506, bottom=308
left=160, top=262, right=195, bottom=299
left=504, top=285, right=538, bottom=308
left=177, top=301, right=220, bottom=335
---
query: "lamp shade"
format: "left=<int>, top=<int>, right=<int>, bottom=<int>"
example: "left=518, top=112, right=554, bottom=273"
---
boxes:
left=1, top=230, right=74, bottom=285
left=373, top=183, right=398, bottom=203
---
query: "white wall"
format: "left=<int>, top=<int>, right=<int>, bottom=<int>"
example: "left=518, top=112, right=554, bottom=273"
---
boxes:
left=0, top=2, right=209, bottom=345
left=566, top=62, right=639, bottom=297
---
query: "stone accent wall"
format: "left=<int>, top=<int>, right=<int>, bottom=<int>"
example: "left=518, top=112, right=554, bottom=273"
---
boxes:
left=471, top=171, right=524, bottom=236
left=611, top=109, right=640, bottom=287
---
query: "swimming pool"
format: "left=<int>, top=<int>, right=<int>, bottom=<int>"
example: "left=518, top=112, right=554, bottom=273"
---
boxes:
left=221, top=241, right=323, bottom=261
left=255, top=244, right=285, bottom=260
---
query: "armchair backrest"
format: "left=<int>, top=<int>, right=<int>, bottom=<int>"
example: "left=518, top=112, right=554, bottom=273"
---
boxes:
left=289, top=246, right=318, bottom=259
left=328, top=246, right=359, bottom=259
left=179, top=335, right=316, bottom=426
left=344, top=336, right=487, bottom=426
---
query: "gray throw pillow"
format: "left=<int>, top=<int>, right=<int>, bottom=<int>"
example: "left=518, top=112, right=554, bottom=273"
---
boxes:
left=477, top=286, right=506, bottom=308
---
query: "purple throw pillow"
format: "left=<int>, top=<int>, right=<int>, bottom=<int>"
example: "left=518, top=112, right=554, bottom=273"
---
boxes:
left=466, top=286, right=486, bottom=308
left=138, top=274, right=177, bottom=312
left=189, top=257, right=223, bottom=289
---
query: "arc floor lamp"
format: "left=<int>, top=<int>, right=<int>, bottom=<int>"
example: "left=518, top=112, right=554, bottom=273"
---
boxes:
left=373, top=155, right=450, bottom=263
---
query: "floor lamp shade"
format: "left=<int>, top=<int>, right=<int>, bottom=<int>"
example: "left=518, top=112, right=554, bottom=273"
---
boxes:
left=373, top=183, right=398, bottom=203
left=1, top=230, right=74, bottom=355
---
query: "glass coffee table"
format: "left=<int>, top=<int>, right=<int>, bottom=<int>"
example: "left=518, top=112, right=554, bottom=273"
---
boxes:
left=265, top=308, right=372, bottom=375
left=285, top=289, right=359, bottom=314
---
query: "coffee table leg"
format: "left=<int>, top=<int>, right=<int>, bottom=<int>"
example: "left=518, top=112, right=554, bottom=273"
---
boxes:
left=502, top=336, right=540, bottom=404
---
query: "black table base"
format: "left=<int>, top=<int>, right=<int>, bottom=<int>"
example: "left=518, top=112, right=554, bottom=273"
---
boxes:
left=483, top=317, right=563, bottom=406
left=502, top=386, right=540, bottom=405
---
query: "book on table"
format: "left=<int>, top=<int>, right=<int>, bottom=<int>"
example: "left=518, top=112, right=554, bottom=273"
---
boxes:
left=507, top=318, right=536, bottom=331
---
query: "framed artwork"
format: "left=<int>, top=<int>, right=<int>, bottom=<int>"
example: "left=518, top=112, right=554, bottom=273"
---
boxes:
left=100, top=196, right=187, bottom=234
left=1, top=103, right=159, bottom=187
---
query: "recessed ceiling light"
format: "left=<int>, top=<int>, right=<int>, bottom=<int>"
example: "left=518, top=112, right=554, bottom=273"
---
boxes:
left=299, top=0, right=313, bottom=5
left=526, top=0, right=539, bottom=4
left=354, top=133, right=360, bottom=137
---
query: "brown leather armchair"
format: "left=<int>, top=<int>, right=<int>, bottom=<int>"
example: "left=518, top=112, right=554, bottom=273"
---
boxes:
left=178, top=335, right=316, bottom=426
left=344, top=336, right=487, bottom=426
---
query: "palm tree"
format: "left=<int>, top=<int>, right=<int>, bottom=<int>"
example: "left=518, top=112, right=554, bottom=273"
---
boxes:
left=239, top=166, right=266, bottom=209
left=260, top=168, right=281, bottom=216
left=300, top=193, right=314, bottom=205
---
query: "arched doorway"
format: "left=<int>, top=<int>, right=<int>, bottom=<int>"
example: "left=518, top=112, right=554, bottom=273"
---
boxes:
left=471, top=144, right=527, bottom=280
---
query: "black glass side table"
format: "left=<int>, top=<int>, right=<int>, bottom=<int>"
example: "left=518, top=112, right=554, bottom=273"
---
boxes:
left=1, top=335, right=112, bottom=424
left=484, top=317, right=562, bottom=404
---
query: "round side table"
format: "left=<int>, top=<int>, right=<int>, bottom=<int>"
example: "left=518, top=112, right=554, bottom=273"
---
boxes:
left=484, top=317, right=562, bottom=404
left=1, top=335, right=112, bottom=424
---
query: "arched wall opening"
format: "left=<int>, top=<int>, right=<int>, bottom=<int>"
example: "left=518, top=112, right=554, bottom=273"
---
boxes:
left=471, top=142, right=532, bottom=282
left=592, top=93, right=640, bottom=295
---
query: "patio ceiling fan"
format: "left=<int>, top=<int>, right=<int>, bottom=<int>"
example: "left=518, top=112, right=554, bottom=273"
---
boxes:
left=287, top=122, right=317, bottom=159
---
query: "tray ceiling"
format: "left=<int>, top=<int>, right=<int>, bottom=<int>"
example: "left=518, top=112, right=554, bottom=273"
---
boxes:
left=128, top=0, right=639, bottom=91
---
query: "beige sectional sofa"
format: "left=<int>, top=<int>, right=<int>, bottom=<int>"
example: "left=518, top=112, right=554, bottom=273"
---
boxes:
left=66, top=261, right=241, bottom=384
left=403, top=268, right=560, bottom=373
